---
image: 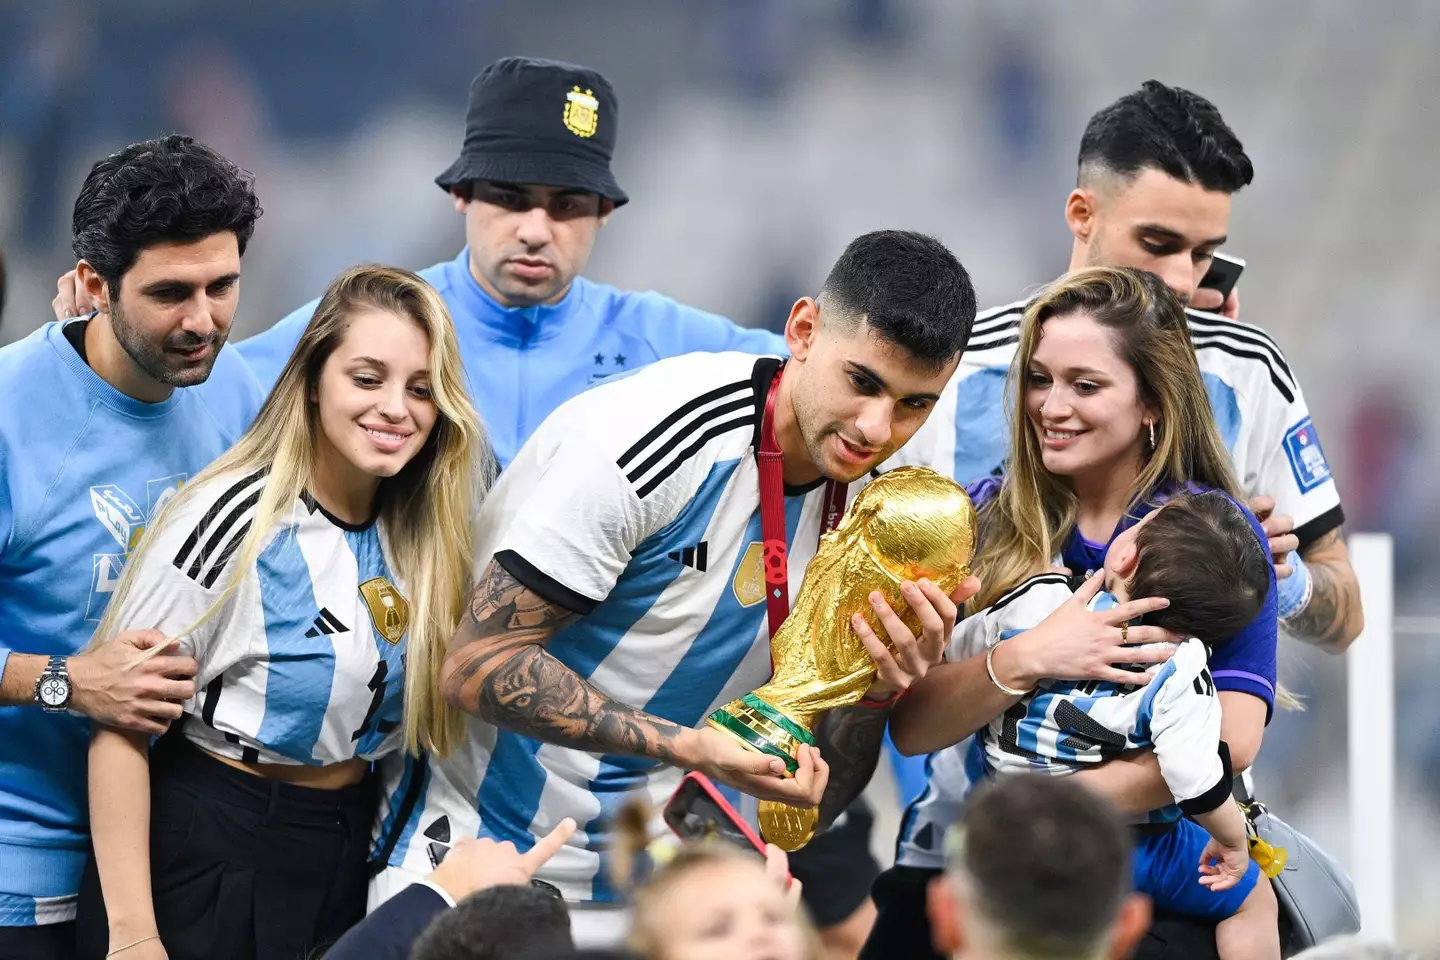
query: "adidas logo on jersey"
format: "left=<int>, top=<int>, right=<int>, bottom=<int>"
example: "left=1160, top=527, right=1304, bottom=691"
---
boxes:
left=667, top=542, right=709, bottom=572
left=305, top=607, right=349, bottom=638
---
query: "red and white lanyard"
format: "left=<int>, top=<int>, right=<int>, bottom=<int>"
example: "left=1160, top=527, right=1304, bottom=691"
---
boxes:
left=757, top=365, right=848, bottom=641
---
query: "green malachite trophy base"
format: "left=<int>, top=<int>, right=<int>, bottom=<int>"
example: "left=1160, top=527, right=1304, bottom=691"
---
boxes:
left=705, top=692, right=815, bottom=776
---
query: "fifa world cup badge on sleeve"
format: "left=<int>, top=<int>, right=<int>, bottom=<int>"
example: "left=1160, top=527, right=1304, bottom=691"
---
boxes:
left=705, top=467, right=976, bottom=850
left=360, top=577, right=410, bottom=644
left=1283, top=417, right=1332, bottom=493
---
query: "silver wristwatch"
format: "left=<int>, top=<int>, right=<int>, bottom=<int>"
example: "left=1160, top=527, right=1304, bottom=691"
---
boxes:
left=34, top=656, right=73, bottom=713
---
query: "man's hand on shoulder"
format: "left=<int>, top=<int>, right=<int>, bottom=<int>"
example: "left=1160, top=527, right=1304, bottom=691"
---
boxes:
left=70, top=629, right=198, bottom=734
left=52, top=269, right=94, bottom=321
left=1247, top=495, right=1300, bottom=579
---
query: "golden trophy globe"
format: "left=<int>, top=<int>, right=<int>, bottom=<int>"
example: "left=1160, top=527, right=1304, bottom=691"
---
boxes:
left=706, top=466, right=976, bottom=850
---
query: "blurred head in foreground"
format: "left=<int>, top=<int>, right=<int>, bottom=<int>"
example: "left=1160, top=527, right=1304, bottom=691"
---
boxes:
left=927, top=775, right=1151, bottom=960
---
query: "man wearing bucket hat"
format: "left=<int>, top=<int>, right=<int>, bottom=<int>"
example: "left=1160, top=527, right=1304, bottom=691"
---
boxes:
left=234, top=56, right=785, bottom=468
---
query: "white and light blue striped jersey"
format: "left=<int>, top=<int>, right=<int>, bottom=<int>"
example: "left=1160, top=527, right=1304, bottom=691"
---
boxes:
left=897, top=576, right=1229, bottom=869
left=886, top=299, right=1345, bottom=550
left=371, top=352, right=874, bottom=903
left=109, top=469, right=411, bottom=766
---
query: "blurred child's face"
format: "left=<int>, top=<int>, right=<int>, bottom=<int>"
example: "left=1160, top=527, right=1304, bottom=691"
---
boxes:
left=647, top=860, right=810, bottom=960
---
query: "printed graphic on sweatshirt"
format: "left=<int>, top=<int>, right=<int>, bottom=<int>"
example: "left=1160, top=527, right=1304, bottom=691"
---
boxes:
left=86, top=474, right=188, bottom=621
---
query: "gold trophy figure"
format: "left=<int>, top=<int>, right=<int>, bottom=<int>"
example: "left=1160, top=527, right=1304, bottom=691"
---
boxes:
left=706, top=466, right=976, bottom=850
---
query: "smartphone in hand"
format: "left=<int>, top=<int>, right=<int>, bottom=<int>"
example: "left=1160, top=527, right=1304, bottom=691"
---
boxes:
left=1198, top=252, right=1245, bottom=310
left=663, top=771, right=769, bottom=858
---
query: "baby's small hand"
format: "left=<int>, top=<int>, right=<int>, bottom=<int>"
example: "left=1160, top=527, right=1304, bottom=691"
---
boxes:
left=1197, top=836, right=1250, bottom=891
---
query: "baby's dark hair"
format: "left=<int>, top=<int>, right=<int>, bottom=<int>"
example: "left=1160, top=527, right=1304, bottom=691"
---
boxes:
left=1129, top=491, right=1270, bottom=647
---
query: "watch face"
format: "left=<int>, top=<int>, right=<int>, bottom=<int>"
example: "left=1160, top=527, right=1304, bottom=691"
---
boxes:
left=39, top=676, right=69, bottom=707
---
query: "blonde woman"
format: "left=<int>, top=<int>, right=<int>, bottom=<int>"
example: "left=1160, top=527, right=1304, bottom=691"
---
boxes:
left=74, top=265, right=492, bottom=960
left=875, top=266, right=1281, bottom=960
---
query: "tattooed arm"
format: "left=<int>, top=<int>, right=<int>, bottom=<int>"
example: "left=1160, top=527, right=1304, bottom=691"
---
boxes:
left=441, top=559, right=687, bottom=758
left=1288, top=529, right=1364, bottom=653
left=440, top=559, right=830, bottom=805
left=811, top=703, right=891, bottom=829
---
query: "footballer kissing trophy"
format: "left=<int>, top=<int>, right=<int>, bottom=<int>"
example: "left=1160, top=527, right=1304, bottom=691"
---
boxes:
left=705, top=466, right=976, bottom=850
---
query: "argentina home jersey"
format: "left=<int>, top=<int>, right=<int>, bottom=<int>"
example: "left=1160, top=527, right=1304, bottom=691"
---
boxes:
left=371, top=353, right=872, bottom=903
left=886, top=299, right=1345, bottom=550
left=897, top=576, right=1228, bottom=868
left=109, top=469, right=410, bottom=766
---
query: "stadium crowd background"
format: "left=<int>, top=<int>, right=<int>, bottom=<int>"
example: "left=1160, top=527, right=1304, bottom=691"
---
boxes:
left=1, top=0, right=1437, bottom=952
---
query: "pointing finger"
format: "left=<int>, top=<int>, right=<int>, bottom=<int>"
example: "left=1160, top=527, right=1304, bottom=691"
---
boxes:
left=522, top=818, right=577, bottom=871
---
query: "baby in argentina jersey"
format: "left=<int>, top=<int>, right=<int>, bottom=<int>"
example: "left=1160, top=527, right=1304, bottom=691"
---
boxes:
left=951, top=515, right=1279, bottom=959
left=957, top=581, right=1226, bottom=817
left=107, top=469, right=409, bottom=765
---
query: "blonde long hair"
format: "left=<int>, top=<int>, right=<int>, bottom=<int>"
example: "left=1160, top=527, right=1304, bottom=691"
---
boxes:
left=95, top=264, right=495, bottom=755
left=971, top=266, right=1240, bottom=612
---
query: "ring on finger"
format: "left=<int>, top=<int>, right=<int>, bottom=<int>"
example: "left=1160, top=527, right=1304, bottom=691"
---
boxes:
left=1120, top=623, right=1128, bottom=643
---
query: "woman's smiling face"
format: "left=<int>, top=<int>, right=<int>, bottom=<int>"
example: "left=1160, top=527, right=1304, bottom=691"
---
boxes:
left=1024, top=309, right=1154, bottom=486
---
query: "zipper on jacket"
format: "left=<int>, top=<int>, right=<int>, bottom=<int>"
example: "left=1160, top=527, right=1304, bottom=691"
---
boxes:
left=516, top=307, right=537, bottom=447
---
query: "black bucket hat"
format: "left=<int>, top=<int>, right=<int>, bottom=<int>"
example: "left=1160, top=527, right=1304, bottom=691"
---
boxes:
left=436, top=57, right=628, bottom=206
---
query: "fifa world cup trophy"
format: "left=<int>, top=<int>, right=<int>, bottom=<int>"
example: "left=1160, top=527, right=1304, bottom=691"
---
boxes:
left=706, top=466, right=976, bottom=850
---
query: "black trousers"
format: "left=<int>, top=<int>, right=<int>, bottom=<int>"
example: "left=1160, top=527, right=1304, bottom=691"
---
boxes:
left=0, top=923, right=76, bottom=960
left=75, top=737, right=376, bottom=960
left=859, top=864, right=1225, bottom=960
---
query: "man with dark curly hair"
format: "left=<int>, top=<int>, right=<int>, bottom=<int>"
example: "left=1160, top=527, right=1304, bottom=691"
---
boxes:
left=0, top=135, right=263, bottom=960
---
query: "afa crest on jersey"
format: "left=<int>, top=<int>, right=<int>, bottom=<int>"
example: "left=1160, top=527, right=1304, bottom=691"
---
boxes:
left=360, top=577, right=410, bottom=644
left=1283, top=417, right=1332, bottom=493
left=563, top=86, right=599, bottom=138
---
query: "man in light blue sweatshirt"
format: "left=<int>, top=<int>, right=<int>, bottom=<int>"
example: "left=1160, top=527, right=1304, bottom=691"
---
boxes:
left=0, top=135, right=264, bottom=960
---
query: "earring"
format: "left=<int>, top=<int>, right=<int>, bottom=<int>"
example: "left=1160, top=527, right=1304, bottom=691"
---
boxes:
left=1147, top=420, right=1156, bottom=450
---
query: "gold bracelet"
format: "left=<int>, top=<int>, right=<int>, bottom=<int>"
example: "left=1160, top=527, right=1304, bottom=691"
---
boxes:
left=985, top=640, right=1032, bottom=697
left=107, top=934, right=160, bottom=958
